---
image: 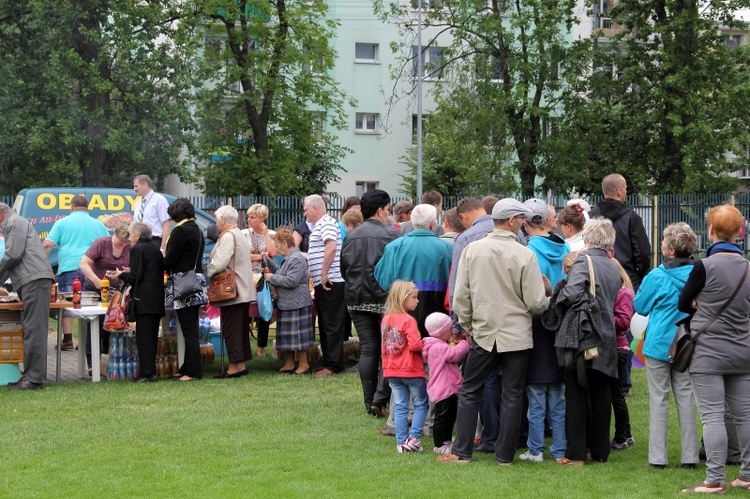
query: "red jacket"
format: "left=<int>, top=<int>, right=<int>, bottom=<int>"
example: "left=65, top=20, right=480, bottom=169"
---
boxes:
left=381, top=313, right=425, bottom=378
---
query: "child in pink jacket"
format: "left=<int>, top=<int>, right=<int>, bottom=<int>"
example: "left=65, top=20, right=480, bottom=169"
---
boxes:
left=421, top=312, right=470, bottom=454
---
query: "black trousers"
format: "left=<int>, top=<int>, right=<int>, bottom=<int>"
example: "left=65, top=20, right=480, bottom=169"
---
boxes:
left=453, top=341, right=530, bottom=462
left=136, top=314, right=162, bottom=377
left=350, top=310, right=391, bottom=410
left=176, top=305, right=202, bottom=379
left=433, top=394, right=458, bottom=448
left=255, top=317, right=270, bottom=348
left=611, top=350, right=632, bottom=443
left=564, top=368, right=614, bottom=462
left=315, top=281, right=346, bottom=372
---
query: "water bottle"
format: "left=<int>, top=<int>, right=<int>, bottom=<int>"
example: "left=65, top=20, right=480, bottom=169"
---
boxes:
left=117, top=359, right=125, bottom=380
left=107, top=358, right=115, bottom=380
left=117, top=334, right=124, bottom=357
left=169, top=317, right=176, bottom=333
left=133, top=357, right=140, bottom=379
left=109, top=334, right=117, bottom=357
left=125, top=357, right=134, bottom=380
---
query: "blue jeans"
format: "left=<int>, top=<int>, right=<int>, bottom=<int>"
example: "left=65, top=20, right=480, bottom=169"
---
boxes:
left=527, top=382, right=566, bottom=459
left=389, top=377, right=429, bottom=445
left=57, top=269, right=83, bottom=292
left=479, top=370, right=500, bottom=447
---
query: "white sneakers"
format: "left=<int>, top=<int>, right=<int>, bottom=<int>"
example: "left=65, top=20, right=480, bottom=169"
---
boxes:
left=519, top=450, right=544, bottom=462
left=397, top=436, right=424, bottom=453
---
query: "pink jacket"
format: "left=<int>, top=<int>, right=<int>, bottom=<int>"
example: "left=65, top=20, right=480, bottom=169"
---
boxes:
left=614, top=286, right=635, bottom=350
left=421, top=338, right=470, bottom=403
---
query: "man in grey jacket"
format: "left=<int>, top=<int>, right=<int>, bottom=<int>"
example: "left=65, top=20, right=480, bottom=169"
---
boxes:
left=0, top=203, right=55, bottom=390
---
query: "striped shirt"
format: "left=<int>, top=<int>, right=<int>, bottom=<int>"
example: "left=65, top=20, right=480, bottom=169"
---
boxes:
left=307, top=214, right=343, bottom=285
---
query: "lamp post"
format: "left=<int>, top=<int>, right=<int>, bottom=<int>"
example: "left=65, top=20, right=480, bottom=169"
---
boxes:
left=416, top=0, right=423, bottom=199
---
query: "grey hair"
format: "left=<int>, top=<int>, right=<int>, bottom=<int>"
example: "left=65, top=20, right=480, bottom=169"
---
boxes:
left=410, top=204, right=437, bottom=228
left=0, top=203, right=10, bottom=215
left=134, top=174, right=153, bottom=188
left=583, top=217, right=616, bottom=250
left=215, top=205, right=238, bottom=224
left=304, top=194, right=326, bottom=210
left=129, top=222, right=152, bottom=240
left=663, top=222, right=698, bottom=258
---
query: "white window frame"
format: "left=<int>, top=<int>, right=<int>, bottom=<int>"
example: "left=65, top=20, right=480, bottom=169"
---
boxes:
left=355, top=113, right=378, bottom=133
left=412, top=46, right=444, bottom=80
left=354, top=43, right=379, bottom=63
left=355, top=181, right=379, bottom=197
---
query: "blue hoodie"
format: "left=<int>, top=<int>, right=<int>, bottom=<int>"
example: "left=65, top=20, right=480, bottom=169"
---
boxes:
left=633, top=259, right=694, bottom=362
left=527, top=234, right=570, bottom=287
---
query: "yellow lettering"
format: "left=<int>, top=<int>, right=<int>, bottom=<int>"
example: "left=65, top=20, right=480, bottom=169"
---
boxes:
left=108, top=195, right=124, bottom=211
left=59, top=193, right=74, bottom=210
left=89, top=194, right=106, bottom=211
left=126, top=195, right=140, bottom=211
left=37, top=193, right=56, bottom=210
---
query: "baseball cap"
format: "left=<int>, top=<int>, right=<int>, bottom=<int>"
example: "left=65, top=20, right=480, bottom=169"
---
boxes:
left=524, top=198, right=548, bottom=223
left=491, top=198, right=532, bottom=220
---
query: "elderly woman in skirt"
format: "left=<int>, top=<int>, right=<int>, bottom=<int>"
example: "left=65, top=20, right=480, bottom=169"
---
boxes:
left=264, top=229, right=315, bottom=375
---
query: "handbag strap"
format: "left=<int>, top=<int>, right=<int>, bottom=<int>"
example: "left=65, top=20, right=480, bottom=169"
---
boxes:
left=691, top=261, right=749, bottom=343
left=585, top=254, right=596, bottom=297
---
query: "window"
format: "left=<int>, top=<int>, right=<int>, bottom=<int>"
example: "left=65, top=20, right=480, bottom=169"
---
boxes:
left=412, top=46, right=444, bottom=79
left=410, top=0, right=443, bottom=9
left=727, top=35, right=743, bottom=50
left=475, top=54, right=504, bottom=82
left=355, top=43, right=379, bottom=62
left=355, top=113, right=378, bottom=133
left=356, top=181, right=379, bottom=197
left=303, top=47, right=324, bottom=74
left=311, top=111, right=326, bottom=141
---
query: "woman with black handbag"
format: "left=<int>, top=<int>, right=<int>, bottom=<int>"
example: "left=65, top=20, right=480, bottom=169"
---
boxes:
left=113, top=222, right=165, bottom=383
left=678, top=205, right=750, bottom=494
left=165, top=198, right=207, bottom=382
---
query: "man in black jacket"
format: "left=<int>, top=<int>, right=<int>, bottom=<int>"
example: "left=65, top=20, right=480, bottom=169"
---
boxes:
left=590, top=173, right=652, bottom=291
left=340, top=189, right=399, bottom=417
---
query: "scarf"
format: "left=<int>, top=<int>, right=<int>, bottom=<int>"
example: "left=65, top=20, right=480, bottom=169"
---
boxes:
left=705, top=241, right=743, bottom=257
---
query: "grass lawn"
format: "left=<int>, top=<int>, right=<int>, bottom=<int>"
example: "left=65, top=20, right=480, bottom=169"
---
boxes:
left=0, top=344, right=742, bottom=498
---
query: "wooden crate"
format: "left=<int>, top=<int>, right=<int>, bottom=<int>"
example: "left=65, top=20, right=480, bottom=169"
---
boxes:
left=0, top=323, right=23, bottom=363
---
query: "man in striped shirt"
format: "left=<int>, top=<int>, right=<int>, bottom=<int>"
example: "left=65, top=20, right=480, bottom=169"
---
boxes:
left=304, top=194, right=346, bottom=376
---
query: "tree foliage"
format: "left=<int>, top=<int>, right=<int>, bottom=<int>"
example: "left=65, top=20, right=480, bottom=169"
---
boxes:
left=377, top=0, right=582, bottom=197
left=0, top=0, right=196, bottom=193
left=546, top=0, right=750, bottom=196
left=190, top=0, right=352, bottom=197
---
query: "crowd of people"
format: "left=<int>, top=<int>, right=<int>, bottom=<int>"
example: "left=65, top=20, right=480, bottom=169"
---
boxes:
left=2, top=172, right=750, bottom=493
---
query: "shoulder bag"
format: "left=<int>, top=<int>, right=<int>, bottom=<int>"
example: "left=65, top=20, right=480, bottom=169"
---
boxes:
left=669, top=262, right=749, bottom=373
left=169, top=230, right=205, bottom=301
left=583, top=254, right=600, bottom=361
left=208, top=232, right=238, bottom=304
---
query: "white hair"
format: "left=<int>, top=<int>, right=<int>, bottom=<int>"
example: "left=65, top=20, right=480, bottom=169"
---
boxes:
left=410, top=204, right=437, bottom=228
left=583, top=217, right=616, bottom=250
left=215, top=205, right=238, bottom=224
left=304, top=195, right=326, bottom=210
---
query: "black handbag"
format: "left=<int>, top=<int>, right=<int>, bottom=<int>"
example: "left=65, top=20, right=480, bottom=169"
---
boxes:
left=169, top=232, right=204, bottom=300
left=669, top=262, right=748, bottom=373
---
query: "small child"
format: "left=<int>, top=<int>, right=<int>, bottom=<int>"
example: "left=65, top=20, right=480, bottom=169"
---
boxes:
left=421, top=312, right=469, bottom=454
left=382, top=280, right=428, bottom=453
left=611, top=259, right=635, bottom=450
left=341, top=208, right=363, bottom=234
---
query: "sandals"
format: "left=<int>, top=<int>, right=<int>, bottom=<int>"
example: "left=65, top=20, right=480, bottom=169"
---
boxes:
left=732, top=478, right=750, bottom=490
left=557, top=457, right=584, bottom=467
left=681, top=482, right=726, bottom=494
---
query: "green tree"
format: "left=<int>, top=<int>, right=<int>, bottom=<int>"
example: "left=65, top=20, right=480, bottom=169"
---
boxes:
left=0, top=0, right=196, bottom=193
left=191, top=0, right=352, bottom=197
left=377, top=0, right=581, bottom=197
left=547, top=0, right=750, bottom=195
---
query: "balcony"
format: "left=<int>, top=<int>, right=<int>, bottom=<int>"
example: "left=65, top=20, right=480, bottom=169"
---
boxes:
left=593, top=16, right=625, bottom=38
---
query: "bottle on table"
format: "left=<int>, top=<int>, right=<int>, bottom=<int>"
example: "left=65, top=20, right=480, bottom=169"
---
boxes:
left=100, top=275, right=110, bottom=307
left=72, top=275, right=82, bottom=309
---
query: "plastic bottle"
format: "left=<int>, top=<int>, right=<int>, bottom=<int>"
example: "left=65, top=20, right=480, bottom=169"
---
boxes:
left=72, top=275, right=82, bottom=309
left=117, top=359, right=125, bottom=380
left=125, top=357, right=133, bottom=380
left=169, top=317, right=176, bottom=333
left=133, top=357, right=140, bottom=379
left=50, top=277, right=57, bottom=303
left=163, top=271, right=168, bottom=285
left=109, top=334, right=117, bottom=357
left=100, top=275, right=110, bottom=307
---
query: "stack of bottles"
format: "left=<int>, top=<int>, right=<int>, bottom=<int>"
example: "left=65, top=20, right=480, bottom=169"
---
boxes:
left=156, top=318, right=179, bottom=378
left=106, top=332, right=140, bottom=381
left=199, top=317, right=215, bottom=364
